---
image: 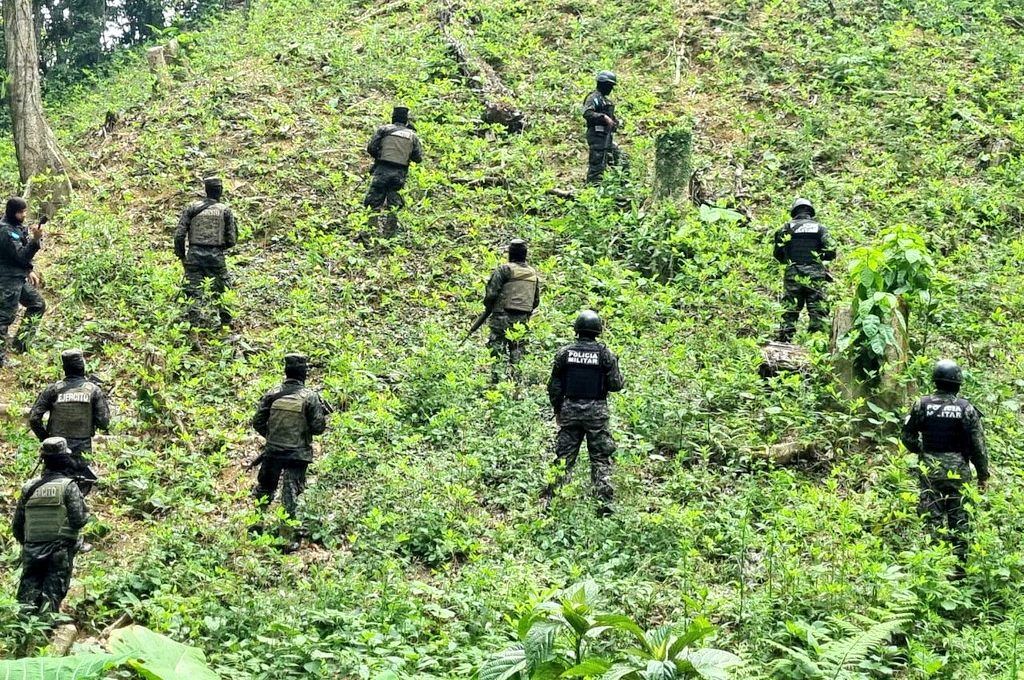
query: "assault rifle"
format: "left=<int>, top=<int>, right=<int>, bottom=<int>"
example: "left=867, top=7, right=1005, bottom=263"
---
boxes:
left=460, top=309, right=492, bottom=347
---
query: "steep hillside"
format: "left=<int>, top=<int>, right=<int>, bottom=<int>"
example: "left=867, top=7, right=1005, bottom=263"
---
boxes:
left=2, top=0, right=1024, bottom=676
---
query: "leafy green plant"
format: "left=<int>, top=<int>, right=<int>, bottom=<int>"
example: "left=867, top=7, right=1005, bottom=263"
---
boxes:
left=840, top=224, right=936, bottom=379
left=479, top=582, right=741, bottom=679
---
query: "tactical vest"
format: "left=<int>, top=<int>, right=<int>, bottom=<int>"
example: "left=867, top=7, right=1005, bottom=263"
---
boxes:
left=499, top=263, right=539, bottom=313
left=189, top=203, right=227, bottom=247
left=919, top=396, right=970, bottom=454
left=24, top=478, right=75, bottom=542
left=564, top=344, right=605, bottom=400
left=379, top=128, right=416, bottom=165
left=267, top=389, right=311, bottom=448
left=49, top=382, right=97, bottom=440
left=784, top=220, right=823, bottom=265
left=586, top=92, right=615, bottom=129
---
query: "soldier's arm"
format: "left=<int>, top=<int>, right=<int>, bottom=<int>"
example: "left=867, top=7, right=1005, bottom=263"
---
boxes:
left=772, top=227, right=788, bottom=263
left=174, top=207, right=192, bottom=261
left=410, top=134, right=423, bottom=164
left=224, top=208, right=238, bottom=249
left=252, top=393, right=272, bottom=437
left=547, top=351, right=566, bottom=411
left=900, top=402, right=923, bottom=453
left=964, top=405, right=989, bottom=482
left=12, top=492, right=27, bottom=543
left=93, top=387, right=111, bottom=432
left=582, top=93, right=602, bottom=124
left=0, top=226, right=41, bottom=268
left=28, top=386, right=55, bottom=441
left=366, top=128, right=385, bottom=159
left=483, top=265, right=509, bottom=312
left=64, top=482, right=89, bottom=532
left=307, top=393, right=328, bottom=436
left=819, top=226, right=837, bottom=262
left=604, top=347, right=625, bottom=393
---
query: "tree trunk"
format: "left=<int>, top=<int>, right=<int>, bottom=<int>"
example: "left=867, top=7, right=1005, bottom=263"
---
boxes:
left=654, top=127, right=693, bottom=202
left=3, top=0, right=72, bottom=214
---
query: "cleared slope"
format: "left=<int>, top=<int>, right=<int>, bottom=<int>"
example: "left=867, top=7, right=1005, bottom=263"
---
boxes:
left=1, top=0, right=1023, bottom=676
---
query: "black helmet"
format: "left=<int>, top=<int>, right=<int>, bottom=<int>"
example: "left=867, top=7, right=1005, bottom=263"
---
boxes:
left=596, top=71, right=617, bottom=85
left=574, top=310, right=603, bottom=337
left=392, top=106, right=410, bottom=124
left=61, top=348, right=86, bottom=376
left=508, top=238, right=527, bottom=262
left=790, top=198, right=815, bottom=218
left=932, top=359, right=963, bottom=390
left=41, top=437, right=70, bottom=457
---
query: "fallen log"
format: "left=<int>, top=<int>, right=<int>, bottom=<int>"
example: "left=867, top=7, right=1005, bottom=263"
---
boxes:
left=758, top=341, right=811, bottom=378
left=438, top=4, right=525, bottom=132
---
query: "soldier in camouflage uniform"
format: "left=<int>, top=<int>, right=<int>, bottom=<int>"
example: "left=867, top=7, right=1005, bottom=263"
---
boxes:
left=174, top=177, right=238, bottom=328
left=29, top=349, right=111, bottom=495
left=482, top=239, right=541, bottom=382
left=773, top=198, right=836, bottom=342
left=542, top=310, right=624, bottom=515
left=902, top=359, right=989, bottom=562
left=251, top=353, right=328, bottom=550
left=364, top=106, right=423, bottom=231
left=582, top=71, right=623, bottom=183
left=11, top=437, right=90, bottom=615
left=0, top=197, right=46, bottom=367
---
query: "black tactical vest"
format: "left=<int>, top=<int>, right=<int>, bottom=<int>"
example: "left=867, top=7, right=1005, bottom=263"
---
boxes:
left=919, top=396, right=969, bottom=453
left=267, top=389, right=311, bottom=448
left=49, top=381, right=97, bottom=440
left=784, top=219, right=823, bottom=265
left=24, top=478, right=75, bottom=542
left=189, top=202, right=228, bottom=247
left=564, top=343, right=605, bottom=400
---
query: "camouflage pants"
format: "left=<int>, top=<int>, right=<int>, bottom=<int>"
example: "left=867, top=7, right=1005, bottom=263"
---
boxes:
left=778, top=273, right=828, bottom=341
left=363, top=165, right=408, bottom=211
left=548, top=416, right=616, bottom=505
left=183, top=263, right=231, bottom=327
left=487, top=312, right=530, bottom=382
left=0, top=277, right=45, bottom=361
left=919, top=476, right=970, bottom=560
left=253, top=458, right=308, bottom=518
left=586, top=131, right=623, bottom=183
left=17, top=542, right=76, bottom=615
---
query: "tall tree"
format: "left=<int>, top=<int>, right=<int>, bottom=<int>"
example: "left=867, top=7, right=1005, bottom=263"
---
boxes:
left=4, top=0, right=72, bottom=211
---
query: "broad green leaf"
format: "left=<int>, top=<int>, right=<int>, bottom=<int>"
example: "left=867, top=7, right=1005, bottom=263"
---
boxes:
left=479, top=645, right=528, bottom=680
left=0, top=654, right=120, bottom=680
left=681, top=648, right=743, bottom=679
left=561, top=657, right=612, bottom=677
left=593, top=615, right=648, bottom=648
left=109, top=625, right=219, bottom=680
left=601, top=664, right=640, bottom=680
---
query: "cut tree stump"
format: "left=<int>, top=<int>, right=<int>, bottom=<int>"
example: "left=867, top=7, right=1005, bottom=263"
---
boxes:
left=50, top=624, right=79, bottom=655
left=438, top=4, right=525, bottom=132
left=830, top=302, right=910, bottom=412
left=147, top=47, right=171, bottom=89
left=654, top=126, right=694, bottom=202
left=759, top=341, right=811, bottom=378
left=751, top=440, right=816, bottom=465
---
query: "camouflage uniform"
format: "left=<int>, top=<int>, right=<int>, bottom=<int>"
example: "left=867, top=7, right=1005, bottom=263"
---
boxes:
left=773, top=215, right=836, bottom=341
left=174, top=197, right=238, bottom=327
left=582, top=90, right=622, bottom=183
left=363, top=123, right=423, bottom=211
left=545, top=338, right=624, bottom=509
left=0, top=216, right=45, bottom=364
left=251, top=377, right=328, bottom=518
left=484, top=260, right=540, bottom=381
left=12, top=459, right=89, bottom=615
left=29, top=375, right=110, bottom=494
left=902, top=391, right=989, bottom=559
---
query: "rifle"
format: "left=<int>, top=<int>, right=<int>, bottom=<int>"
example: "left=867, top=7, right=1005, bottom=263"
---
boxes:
left=460, top=309, right=492, bottom=347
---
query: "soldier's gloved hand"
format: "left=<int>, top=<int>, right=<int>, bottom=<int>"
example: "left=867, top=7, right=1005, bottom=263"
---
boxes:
left=29, top=224, right=44, bottom=241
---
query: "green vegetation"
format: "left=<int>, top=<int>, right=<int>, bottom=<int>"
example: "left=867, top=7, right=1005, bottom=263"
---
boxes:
left=1, top=0, right=1024, bottom=676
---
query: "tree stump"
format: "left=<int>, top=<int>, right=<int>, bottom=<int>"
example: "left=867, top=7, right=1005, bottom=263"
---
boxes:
left=759, top=341, right=811, bottom=379
left=653, top=126, right=693, bottom=202
left=830, top=301, right=911, bottom=412
left=147, top=47, right=171, bottom=89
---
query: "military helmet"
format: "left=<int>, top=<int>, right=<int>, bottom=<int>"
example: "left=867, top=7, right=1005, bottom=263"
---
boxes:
left=284, top=353, right=308, bottom=371
left=932, top=359, right=963, bottom=387
left=596, top=71, right=617, bottom=85
left=790, top=197, right=815, bottom=217
left=508, top=238, right=527, bottom=261
left=574, top=309, right=603, bottom=337
left=41, top=437, right=70, bottom=457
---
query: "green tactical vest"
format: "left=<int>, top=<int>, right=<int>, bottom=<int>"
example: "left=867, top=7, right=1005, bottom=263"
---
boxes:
left=49, top=382, right=96, bottom=439
left=499, top=263, right=539, bottom=313
left=189, top=203, right=227, bottom=247
left=24, top=478, right=76, bottom=542
left=267, top=390, right=311, bottom=448
left=379, top=128, right=416, bottom=165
